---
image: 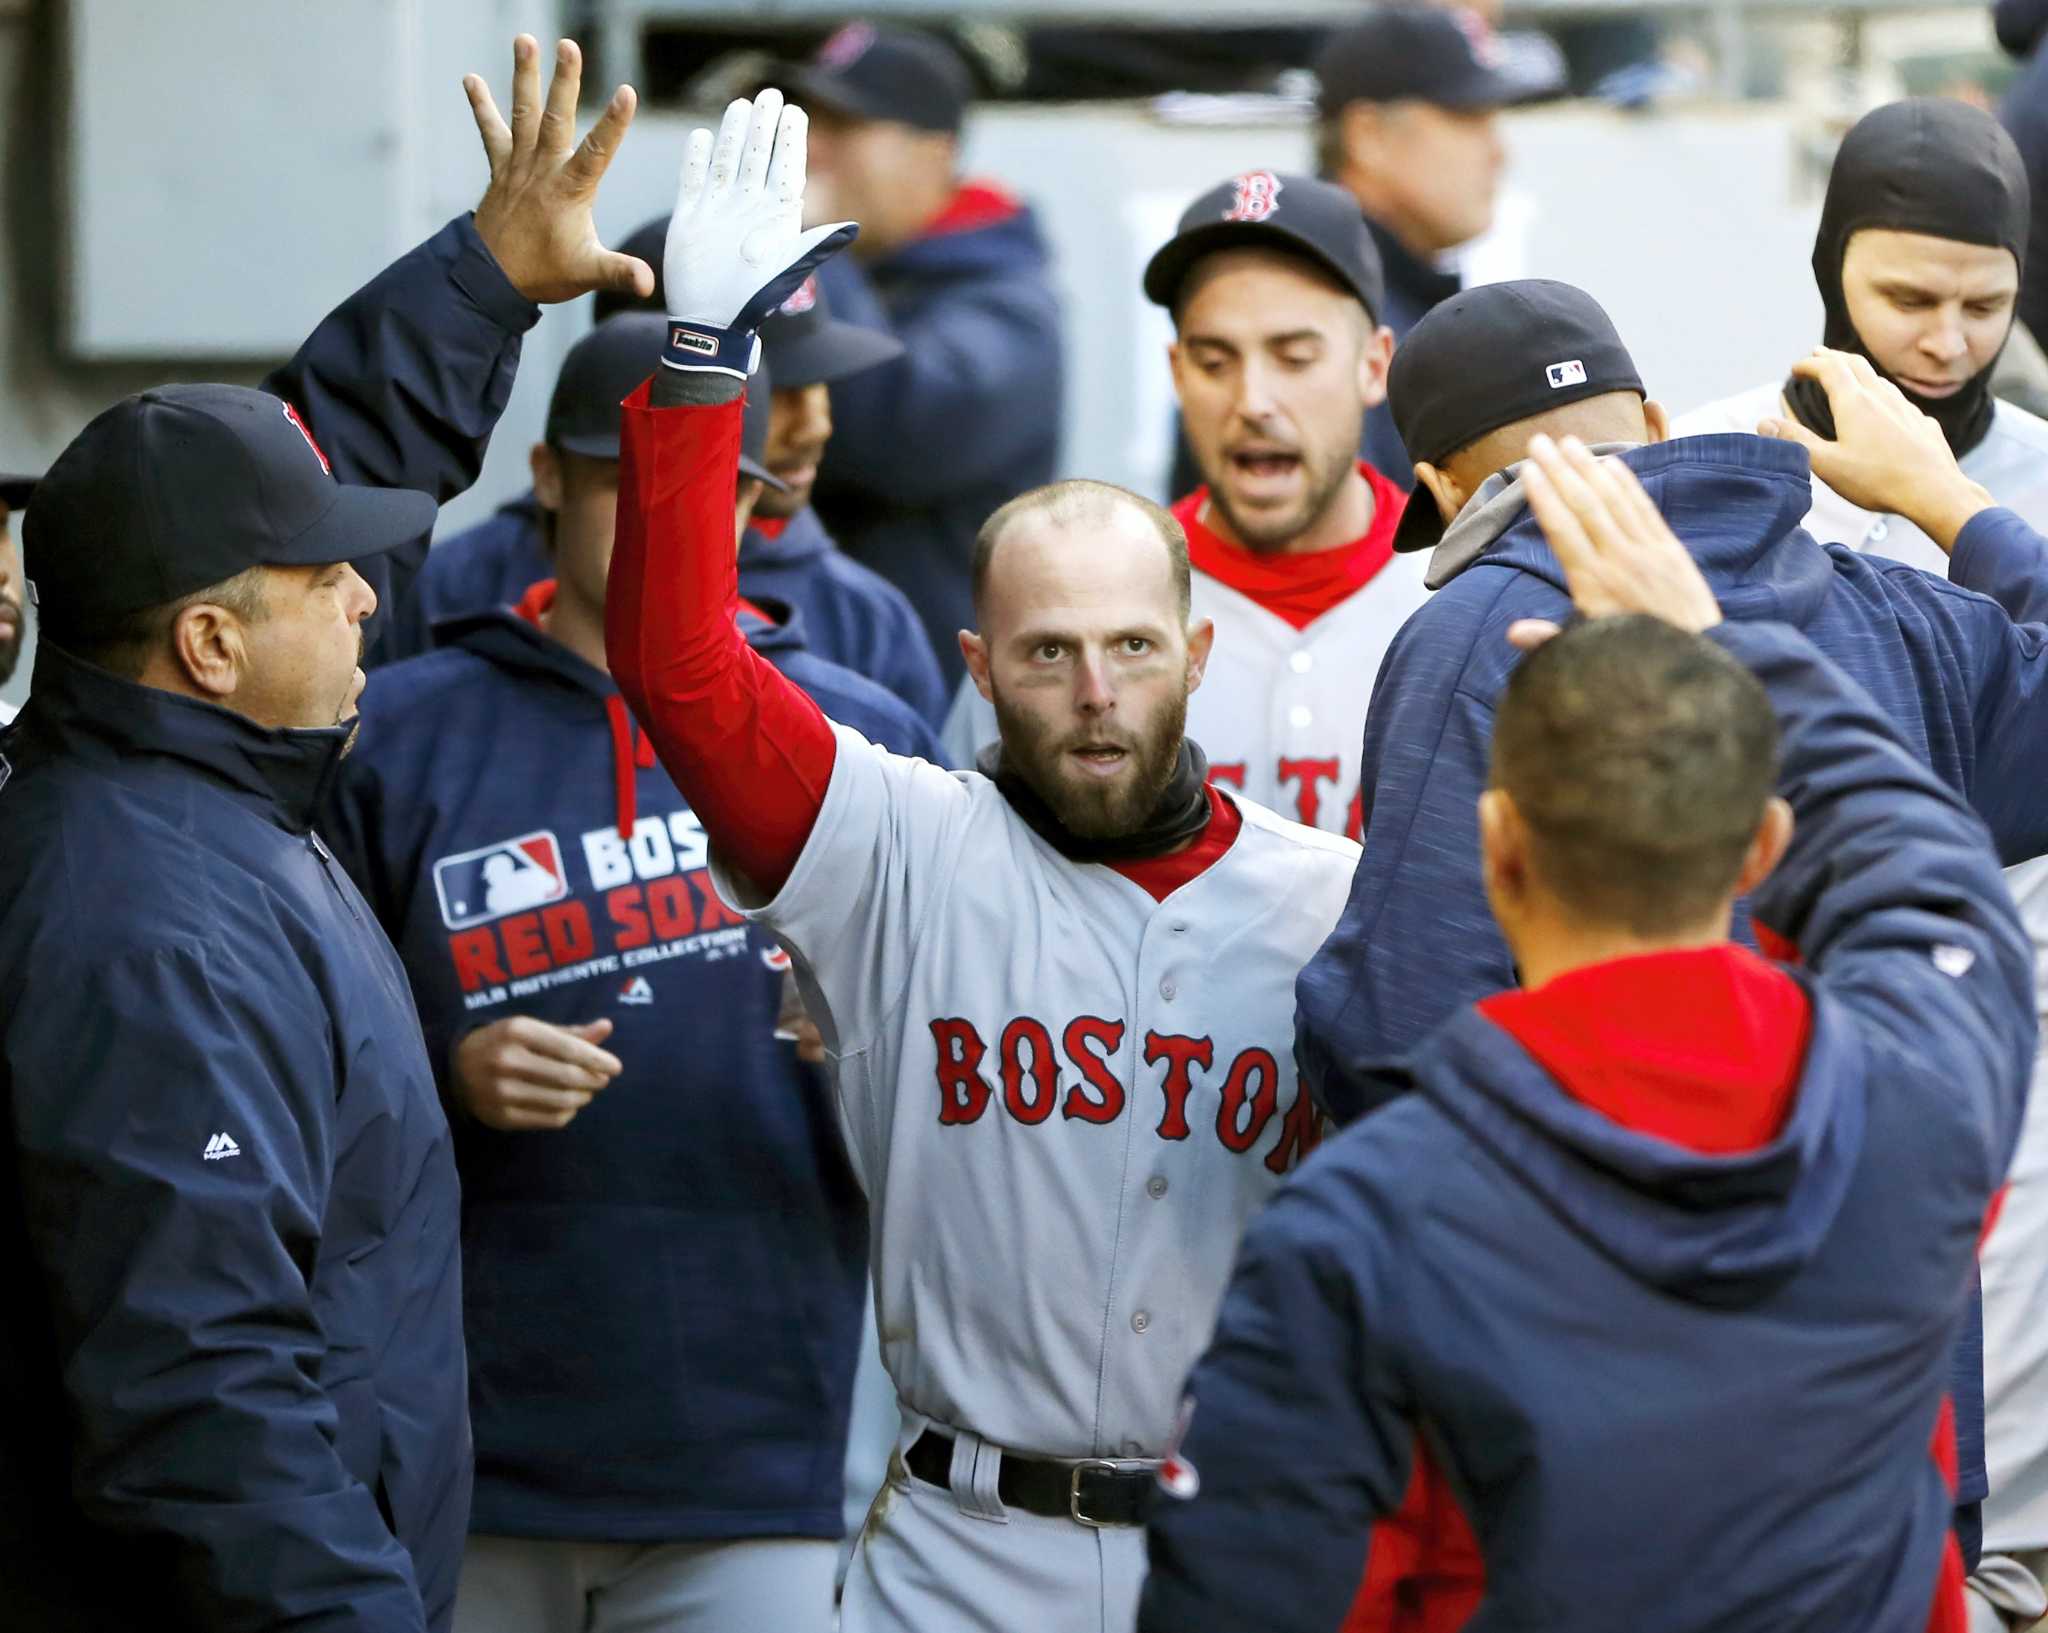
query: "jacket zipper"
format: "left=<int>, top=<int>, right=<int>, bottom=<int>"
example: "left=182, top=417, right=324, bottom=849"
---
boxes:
left=307, top=830, right=362, bottom=923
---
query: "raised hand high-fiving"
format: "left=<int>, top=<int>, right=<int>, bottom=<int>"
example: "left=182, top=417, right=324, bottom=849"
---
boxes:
left=467, top=35, right=655, bottom=306
left=660, top=88, right=859, bottom=379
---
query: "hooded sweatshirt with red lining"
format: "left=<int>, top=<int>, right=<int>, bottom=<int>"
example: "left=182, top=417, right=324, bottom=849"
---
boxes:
left=1141, top=620, right=2033, bottom=1633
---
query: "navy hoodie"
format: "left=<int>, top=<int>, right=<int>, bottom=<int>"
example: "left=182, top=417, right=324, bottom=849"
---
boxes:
left=811, top=192, right=1064, bottom=683
left=743, top=506, right=950, bottom=726
left=383, top=496, right=950, bottom=732
left=0, top=647, right=468, bottom=1633
left=1297, top=434, right=2048, bottom=1528
left=1145, top=621, right=2036, bottom=1633
left=325, top=596, right=940, bottom=1541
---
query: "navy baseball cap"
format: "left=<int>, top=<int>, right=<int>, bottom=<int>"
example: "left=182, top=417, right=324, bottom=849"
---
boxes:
left=593, top=215, right=670, bottom=324
left=761, top=275, right=904, bottom=387
left=24, top=384, right=433, bottom=625
left=1317, top=6, right=1560, bottom=113
left=794, top=22, right=972, bottom=135
left=546, top=314, right=785, bottom=489
left=1144, top=171, right=1386, bottom=323
left=1389, top=279, right=1645, bottom=552
left=0, top=474, right=35, bottom=509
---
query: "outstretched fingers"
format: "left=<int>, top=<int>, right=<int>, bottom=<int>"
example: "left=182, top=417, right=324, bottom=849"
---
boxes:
left=506, top=33, right=542, bottom=159
left=738, top=87, right=784, bottom=196
left=767, top=102, right=808, bottom=206
left=708, top=98, right=751, bottom=198
left=676, top=126, right=714, bottom=219
left=464, top=73, right=512, bottom=173
left=538, top=37, right=582, bottom=155
left=564, top=82, right=637, bottom=193
left=1521, top=436, right=1602, bottom=588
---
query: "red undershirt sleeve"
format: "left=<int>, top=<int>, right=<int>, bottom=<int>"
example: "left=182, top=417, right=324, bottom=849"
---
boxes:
left=606, top=380, right=837, bottom=896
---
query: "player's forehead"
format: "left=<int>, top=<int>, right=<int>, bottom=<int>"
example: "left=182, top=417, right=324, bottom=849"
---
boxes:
left=1176, top=248, right=1360, bottom=345
left=1843, top=228, right=2019, bottom=299
left=983, top=506, right=1179, bottom=632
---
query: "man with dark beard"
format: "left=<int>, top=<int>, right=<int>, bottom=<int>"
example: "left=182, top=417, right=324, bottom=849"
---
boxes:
left=944, top=172, right=1428, bottom=840
left=605, top=91, right=1359, bottom=1633
left=0, top=476, right=32, bottom=725
left=1678, top=98, right=2048, bottom=576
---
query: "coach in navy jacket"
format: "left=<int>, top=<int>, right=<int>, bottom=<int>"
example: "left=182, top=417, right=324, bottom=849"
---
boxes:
left=1144, top=460, right=2035, bottom=1631
left=0, top=53, right=653, bottom=1627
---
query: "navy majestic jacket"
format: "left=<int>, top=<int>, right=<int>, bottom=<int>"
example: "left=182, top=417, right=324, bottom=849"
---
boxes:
left=266, top=216, right=537, bottom=663
left=0, top=216, right=531, bottom=1633
left=382, top=493, right=950, bottom=730
left=811, top=187, right=1064, bottom=684
left=1296, top=434, right=2048, bottom=1533
left=1143, top=620, right=2035, bottom=1633
left=324, top=592, right=939, bottom=1541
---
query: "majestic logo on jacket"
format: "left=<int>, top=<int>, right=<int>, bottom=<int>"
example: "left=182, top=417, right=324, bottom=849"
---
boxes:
left=434, top=831, right=569, bottom=929
left=618, top=975, right=655, bottom=1005
left=1223, top=171, right=1284, bottom=223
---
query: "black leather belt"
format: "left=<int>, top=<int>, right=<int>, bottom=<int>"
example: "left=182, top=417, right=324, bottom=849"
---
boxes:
left=906, top=1429, right=1156, bottom=1528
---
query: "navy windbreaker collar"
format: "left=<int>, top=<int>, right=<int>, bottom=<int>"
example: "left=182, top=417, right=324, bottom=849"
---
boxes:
left=25, top=639, right=352, bottom=834
left=742, top=505, right=832, bottom=568
left=880, top=203, right=1051, bottom=281
left=1377, top=980, right=1868, bottom=1303
left=1461, top=433, right=1841, bottom=630
left=432, top=590, right=813, bottom=690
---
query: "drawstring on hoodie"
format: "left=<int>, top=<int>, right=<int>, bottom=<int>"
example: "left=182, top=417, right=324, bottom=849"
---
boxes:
left=603, top=695, right=656, bottom=841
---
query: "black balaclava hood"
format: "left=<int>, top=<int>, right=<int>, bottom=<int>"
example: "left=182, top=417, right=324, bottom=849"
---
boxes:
left=1785, top=98, right=2029, bottom=460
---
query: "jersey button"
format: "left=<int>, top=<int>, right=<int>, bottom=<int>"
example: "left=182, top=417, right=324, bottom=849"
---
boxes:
left=1171, top=920, right=1188, bottom=934
left=1160, top=977, right=1177, bottom=1001
left=1147, top=1175, right=1169, bottom=1199
left=1867, top=519, right=1890, bottom=544
left=1131, top=1310, right=1151, bottom=1334
left=1289, top=650, right=1314, bottom=674
left=1288, top=705, right=1313, bottom=730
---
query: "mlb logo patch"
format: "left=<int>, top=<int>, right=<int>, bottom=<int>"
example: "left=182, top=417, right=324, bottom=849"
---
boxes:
left=1222, top=171, right=1283, bottom=223
left=433, top=831, right=570, bottom=930
left=1545, top=359, right=1587, bottom=389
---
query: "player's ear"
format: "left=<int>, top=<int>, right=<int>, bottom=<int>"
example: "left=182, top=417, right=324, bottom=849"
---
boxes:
left=1184, top=616, right=1215, bottom=695
left=1358, top=323, right=1394, bottom=411
left=1642, top=398, right=1671, bottom=445
left=1413, top=460, right=1466, bottom=526
left=530, top=443, right=563, bottom=512
left=960, top=630, right=995, bottom=702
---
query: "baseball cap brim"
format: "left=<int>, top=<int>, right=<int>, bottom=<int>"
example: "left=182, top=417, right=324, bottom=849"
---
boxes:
left=792, top=66, right=897, bottom=126
left=553, top=426, right=788, bottom=493
left=267, top=481, right=439, bottom=569
left=1391, top=486, right=1448, bottom=554
left=1143, top=221, right=1374, bottom=314
left=768, top=318, right=906, bottom=387
left=0, top=474, right=37, bottom=509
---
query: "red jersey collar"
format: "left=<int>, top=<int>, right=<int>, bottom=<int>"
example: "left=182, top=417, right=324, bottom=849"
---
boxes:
left=1172, top=461, right=1406, bottom=631
left=1108, top=785, right=1243, bottom=903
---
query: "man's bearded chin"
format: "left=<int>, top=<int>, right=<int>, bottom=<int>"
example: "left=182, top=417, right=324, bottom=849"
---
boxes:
left=0, top=625, right=20, bottom=688
left=991, top=684, right=1188, bottom=840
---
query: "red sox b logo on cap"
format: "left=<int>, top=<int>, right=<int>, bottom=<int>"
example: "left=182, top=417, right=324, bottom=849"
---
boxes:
left=779, top=277, right=820, bottom=317
left=1222, top=171, right=1284, bottom=224
left=817, top=21, right=876, bottom=70
left=280, top=401, right=332, bottom=476
left=1451, top=6, right=1507, bottom=68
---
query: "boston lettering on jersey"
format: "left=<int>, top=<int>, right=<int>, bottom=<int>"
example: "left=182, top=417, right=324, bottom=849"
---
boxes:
left=928, top=1014, right=1323, bottom=1170
left=1207, top=758, right=1364, bottom=839
left=438, top=807, right=760, bottom=1008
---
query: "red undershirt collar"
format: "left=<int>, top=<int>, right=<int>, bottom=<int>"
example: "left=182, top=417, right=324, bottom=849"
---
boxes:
left=749, top=515, right=792, bottom=540
left=922, top=179, right=1024, bottom=238
left=1171, top=461, right=1406, bottom=631
left=1107, top=786, right=1243, bottom=903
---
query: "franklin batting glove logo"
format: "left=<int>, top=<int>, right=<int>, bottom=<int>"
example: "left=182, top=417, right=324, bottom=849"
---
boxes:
left=1546, top=359, right=1588, bottom=389
left=1223, top=171, right=1284, bottom=224
left=666, top=323, right=721, bottom=360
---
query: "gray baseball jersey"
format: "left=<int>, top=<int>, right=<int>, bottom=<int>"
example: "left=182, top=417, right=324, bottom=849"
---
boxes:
left=712, top=723, right=1358, bottom=1459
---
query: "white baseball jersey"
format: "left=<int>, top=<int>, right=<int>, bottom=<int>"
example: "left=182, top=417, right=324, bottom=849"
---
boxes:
left=941, top=554, right=1434, bottom=839
left=1684, top=382, right=2048, bottom=1556
left=711, top=723, right=1358, bottom=1460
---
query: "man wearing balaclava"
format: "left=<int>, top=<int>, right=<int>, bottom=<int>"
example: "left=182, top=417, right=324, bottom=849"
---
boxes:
left=1682, top=96, right=2048, bottom=1633
left=1682, top=98, right=2048, bottom=575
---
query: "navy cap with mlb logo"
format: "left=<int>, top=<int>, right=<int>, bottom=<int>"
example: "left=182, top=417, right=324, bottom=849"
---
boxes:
left=1316, top=5, right=1561, bottom=114
left=23, top=383, right=435, bottom=625
left=1389, top=279, right=1645, bottom=552
left=1143, top=171, right=1387, bottom=324
left=794, top=22, right=973, bottom=136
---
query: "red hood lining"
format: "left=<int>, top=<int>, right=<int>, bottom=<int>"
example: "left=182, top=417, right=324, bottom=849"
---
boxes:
left=1478, top=945, right=1812, bottom=1156
left=922, top=179, right=1024, bottom=238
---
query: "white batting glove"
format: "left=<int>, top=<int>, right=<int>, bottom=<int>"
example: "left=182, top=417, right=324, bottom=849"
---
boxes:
left=662, top=88, right=858, bottom=379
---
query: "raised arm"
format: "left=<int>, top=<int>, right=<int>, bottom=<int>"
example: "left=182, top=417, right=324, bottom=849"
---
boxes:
left=606, top=91, right=859, bottom=895
left=269, top=35, right=652, bottom=651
